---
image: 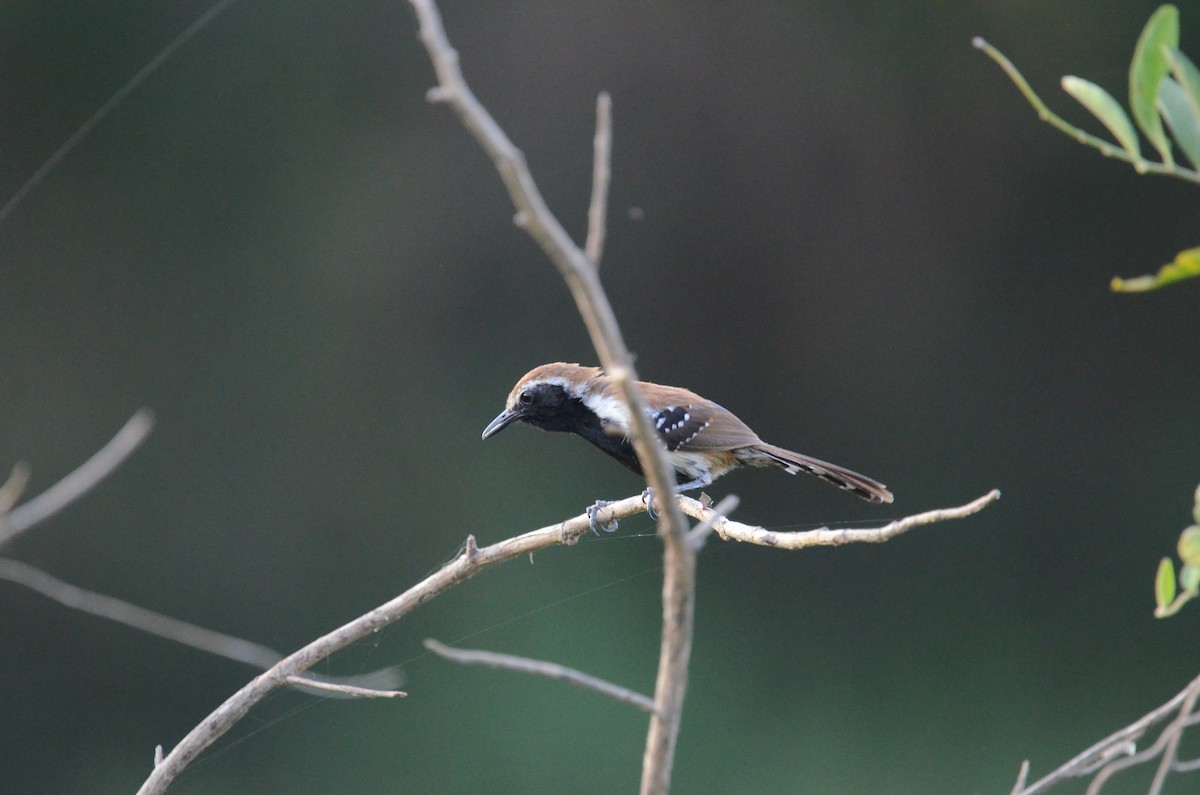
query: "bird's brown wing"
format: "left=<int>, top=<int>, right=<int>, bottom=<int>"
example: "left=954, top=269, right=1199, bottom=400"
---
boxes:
left=644, top=397, right=762, bottom=452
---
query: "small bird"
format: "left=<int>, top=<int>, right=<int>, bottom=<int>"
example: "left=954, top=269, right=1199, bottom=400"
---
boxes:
left=482, top=363, right=892, bottom=504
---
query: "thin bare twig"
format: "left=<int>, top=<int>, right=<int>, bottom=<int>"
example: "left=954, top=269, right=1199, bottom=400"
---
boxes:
left=585, top=91, right=612, bottom=267
left=0, top=462, right=31, bottom=514
left=1010, top=759, right=1030, bottom=795
left=0, top=557, right=280, bottom=668
left=284, top=676, right=406, bottom=699
left=406, top=5, right=692, bottom=792
left=0, top=409, right=155, bottom=547
left=424, top=638, right=657, bottom=715
left=0, top=556, right=403, bottom=695
left=677, top=489, right=1001, bottom=550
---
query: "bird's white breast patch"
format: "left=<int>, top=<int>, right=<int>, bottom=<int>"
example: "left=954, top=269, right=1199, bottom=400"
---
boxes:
left=582, top=391, right=631, bottom=431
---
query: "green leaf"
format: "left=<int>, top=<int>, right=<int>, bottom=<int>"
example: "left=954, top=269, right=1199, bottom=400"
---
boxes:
left=1158, top=77, right=1200, bottom=167
left=1178, top=525, right=1200, bottom=566
left=1062, top=76, right=1142, bottom=163
left=1111, top=245, right=1200, bottom=292
left=1164, top=46, right=1200, bottom=113
left=1129, top=5, right=1180, bottom=165
left=1157, top=557, right=1178, bottom=612
left=1182, top=564, right=1200, bottom=593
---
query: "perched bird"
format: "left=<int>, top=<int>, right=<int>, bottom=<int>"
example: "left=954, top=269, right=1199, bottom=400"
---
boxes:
left=482, top=362, right=892, bottom=504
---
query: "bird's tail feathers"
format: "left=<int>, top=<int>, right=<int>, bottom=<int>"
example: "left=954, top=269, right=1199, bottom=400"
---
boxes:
left=750, top=444, right=893, bottom=504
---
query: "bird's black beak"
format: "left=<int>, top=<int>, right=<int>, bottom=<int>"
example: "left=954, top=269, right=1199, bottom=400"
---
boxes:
left=482, top=408, right=523, bottom=440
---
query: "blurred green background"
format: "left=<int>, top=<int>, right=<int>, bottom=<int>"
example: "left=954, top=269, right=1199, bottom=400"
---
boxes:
left=2, top=1, right=1199, bottom=792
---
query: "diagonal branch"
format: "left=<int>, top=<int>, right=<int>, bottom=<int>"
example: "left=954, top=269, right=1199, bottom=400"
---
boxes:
left=1011, top=670, right=1200, bottom=795
left=137, top=503, right=630, bottom=794
left=0, top=556, right=282, bottom=668
left=424, top=638, right=658, bottom=715
left=0, top=409, right=155, bottom=547
left=0, top=556, right=402, bottom=696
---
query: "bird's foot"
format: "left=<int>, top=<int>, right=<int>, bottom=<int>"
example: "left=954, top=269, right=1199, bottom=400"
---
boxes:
left=641, top=487, right=659, bottom=520
left=587, top=500, right=618, bottom=534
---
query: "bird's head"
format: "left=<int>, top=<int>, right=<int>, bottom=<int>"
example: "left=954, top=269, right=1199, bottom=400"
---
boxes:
left=482, top=362, right=611, bottom=439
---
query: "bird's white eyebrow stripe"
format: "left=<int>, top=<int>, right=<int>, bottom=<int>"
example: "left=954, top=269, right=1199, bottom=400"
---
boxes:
left=518, top=376, right=573, bottom=393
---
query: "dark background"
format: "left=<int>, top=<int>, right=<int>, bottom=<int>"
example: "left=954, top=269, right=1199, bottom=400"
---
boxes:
left=1, top=2, right=1198, bottom=792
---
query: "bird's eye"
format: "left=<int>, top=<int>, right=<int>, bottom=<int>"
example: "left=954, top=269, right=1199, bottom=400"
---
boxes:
left=518, top=391, right=534, bottom=405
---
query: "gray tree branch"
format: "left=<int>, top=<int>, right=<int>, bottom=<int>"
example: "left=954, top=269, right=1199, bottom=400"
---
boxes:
left=135, top=488, right=996, bottom=794
left=424, top=638, right=658, bottom=715
left=1011, top=670, right=1200, bottom=795
left=0, top=556, right=403, bottom=697
left=679, top=490, right=1001, bottom=550
left=0, top=409, right=155, bottom=548
left=585, top=91, right=612, bottom=267
left=405, top=3, right=693, bottom=791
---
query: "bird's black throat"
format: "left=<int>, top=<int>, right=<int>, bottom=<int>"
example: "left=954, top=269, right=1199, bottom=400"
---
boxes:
left=517, top=385, right=643, bottom=476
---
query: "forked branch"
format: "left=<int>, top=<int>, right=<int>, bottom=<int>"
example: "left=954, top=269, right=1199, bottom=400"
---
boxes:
left=1011, top=671, right=1200, bottom=795
left=405, top=3, right=692, bottom=791
left=135, top=490, right=996, bottom=794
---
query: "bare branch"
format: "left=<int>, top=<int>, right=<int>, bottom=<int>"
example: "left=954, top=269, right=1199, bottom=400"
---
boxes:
left=0, top=409, right=155, bottom=547
left=128, top=5, right=1005, bottom=789
left=1146, top=681, right=1200, bottom=794
left=424, top=638, right=657, bottom=715
left=137, top=500, right=637, bottom=794
left=585, top=91, right=612, bottom=267
left=133, top=477, right=994, bottom=794
left=1012, top=671, right=1200, bottom=795
left=1010, top=759, right=1030, bottom=795
left=284, top=676, right=406, bottom=699
left=0, top=557, right=402, bottom=694
left=677, top=489, right=1001, bottom=550
left=0, top=557, right=280, bottom=668
left=406, top=5, right=692, bottom=791
left=405, top=0, right=681, bottom=530
left=0, top=462, right=31, bottom=514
